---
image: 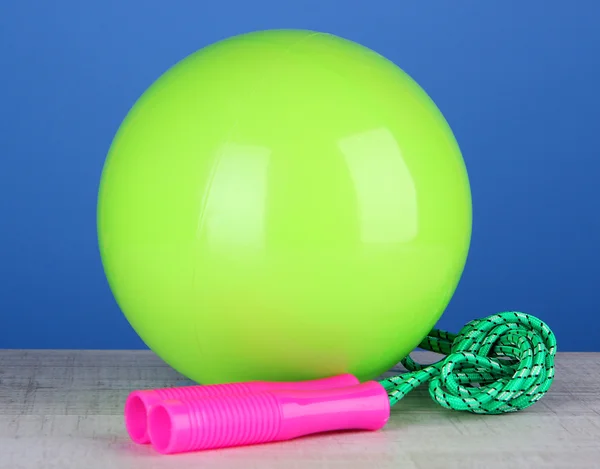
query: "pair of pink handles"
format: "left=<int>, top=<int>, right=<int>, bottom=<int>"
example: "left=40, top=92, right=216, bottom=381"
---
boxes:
left=125, top=374, right=391, bottom=454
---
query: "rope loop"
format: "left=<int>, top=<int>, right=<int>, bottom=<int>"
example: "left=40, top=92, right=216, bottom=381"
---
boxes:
left=381, top=312, right=557, bottom=414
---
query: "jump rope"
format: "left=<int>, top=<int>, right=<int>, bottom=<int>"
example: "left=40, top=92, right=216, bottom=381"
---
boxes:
left=124, top=310, right=556, bottom=454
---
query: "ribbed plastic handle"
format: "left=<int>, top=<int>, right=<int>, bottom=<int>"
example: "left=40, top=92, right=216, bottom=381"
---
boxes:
left=147, top=381, right=391, bottom=454
left=124, top=374, right=359, bottom=444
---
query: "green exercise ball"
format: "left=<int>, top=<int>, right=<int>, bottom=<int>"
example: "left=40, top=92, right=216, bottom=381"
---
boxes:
left=97, top=29, right=472, bottom=384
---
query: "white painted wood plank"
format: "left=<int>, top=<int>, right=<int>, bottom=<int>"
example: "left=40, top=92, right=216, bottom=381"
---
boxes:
left=0, top=350, right=598, bottom=469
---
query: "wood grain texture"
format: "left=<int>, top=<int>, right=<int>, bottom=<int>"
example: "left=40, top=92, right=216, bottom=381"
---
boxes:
left=0, top=350, right=598, bottom=469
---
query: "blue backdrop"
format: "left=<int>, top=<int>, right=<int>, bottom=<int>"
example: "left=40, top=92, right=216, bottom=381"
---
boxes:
left=1, top=1, right=598, bottom=351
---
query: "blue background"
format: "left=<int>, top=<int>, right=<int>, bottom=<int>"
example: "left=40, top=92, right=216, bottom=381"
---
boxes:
left=1, top=1, right=598, bottom=351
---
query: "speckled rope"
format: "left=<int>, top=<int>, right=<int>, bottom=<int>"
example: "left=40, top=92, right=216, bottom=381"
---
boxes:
left=380, top=312, right=557, bottom=414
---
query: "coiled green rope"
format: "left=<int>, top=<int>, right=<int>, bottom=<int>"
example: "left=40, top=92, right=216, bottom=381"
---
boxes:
left=380, top=311, right=557, bottom=414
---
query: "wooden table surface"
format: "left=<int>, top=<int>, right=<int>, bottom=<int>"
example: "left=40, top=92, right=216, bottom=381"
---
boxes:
left=0, top=350, right=599, bottom=469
